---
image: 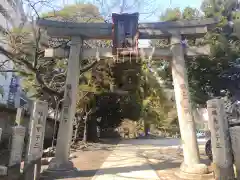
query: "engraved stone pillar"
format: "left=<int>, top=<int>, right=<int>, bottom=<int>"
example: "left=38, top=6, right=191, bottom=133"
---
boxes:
left=171, top=33, right=208, bottom=175
left=25, top=101, right=48, bottom=163
left=207, top=99, right=234, bottom=179
left=9, top=126, right=26, bottom=167
left=24, top=100, right=48, bottom=180
left=230, top=126, right=240, bottom=180
left=47, top=36, right=82, bottom=172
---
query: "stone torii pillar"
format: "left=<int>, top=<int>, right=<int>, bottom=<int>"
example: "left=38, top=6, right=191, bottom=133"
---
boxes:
left=171, top=34, right=208, bottom=176
left=47, top=36, right=82, bottom=172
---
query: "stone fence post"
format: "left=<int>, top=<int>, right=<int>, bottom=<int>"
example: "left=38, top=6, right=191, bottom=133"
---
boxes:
left=207, top=99, right=234, bottom=179
left=0, top=128, right=7, bottom=176
left=8, top=126, right=26, bottom=179
left=229, top=126, right=240, bottom=180
left=5, top=107, right=26, bottom=180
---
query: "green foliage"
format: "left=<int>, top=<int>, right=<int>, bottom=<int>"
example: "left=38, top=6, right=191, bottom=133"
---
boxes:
left=182, top=7, right=200, bottom=20
left=160, top=8, right=181, bottom=21
left=152, top=3, right=240, bottom=107
left=41, top=3, right=104, bottom=23
left=139, top=60, right=177, bottom=129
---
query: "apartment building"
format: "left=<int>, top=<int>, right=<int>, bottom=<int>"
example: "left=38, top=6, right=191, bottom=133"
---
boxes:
left=0, top=0, right=27, bottom=108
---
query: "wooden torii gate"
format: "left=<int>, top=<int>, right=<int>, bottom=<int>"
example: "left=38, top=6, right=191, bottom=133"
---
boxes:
left=38, top=14, right=218, bottom=177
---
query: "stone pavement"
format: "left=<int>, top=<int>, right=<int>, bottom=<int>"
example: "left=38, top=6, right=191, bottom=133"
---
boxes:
left=41, top=138, right=211, bottom=180
left=140, top=140, right=213, bottom=180
left=92, top=139, right=161, bottom=180
left=92, top=138, right=211, bottom=180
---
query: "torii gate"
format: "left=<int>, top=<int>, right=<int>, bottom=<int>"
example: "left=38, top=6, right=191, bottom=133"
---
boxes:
left=38, top=13, right=218, bottom=177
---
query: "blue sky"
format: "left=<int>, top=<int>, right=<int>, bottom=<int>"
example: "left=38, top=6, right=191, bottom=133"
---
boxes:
left=39, top=0, right=203, bottom=22
left=35, top=0, right=204, bottom=47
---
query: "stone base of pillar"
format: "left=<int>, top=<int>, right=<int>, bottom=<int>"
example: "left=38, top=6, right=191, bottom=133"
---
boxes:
left=180, top=163, right=209, bottom=174
left=212, top=166, right=235, bottom=180
left=40, top=158, right=79, bottom=179
left=0, top=165, right=7, bottom=176
left=175, top=170, right=214, bottom=180
left=175, top=163, right=214, bottom=180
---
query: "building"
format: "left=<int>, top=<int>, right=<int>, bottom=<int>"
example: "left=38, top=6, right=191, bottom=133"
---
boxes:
left=0, top=0, right=27, bottom=108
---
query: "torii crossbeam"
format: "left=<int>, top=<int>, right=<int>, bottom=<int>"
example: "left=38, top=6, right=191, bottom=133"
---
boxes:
left=38, top=17, right=218, bottom=39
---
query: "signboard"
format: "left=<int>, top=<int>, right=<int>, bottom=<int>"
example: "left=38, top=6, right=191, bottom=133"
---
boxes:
left=112, top=13, right=139, bottom=55
left=9, top=126, right=25, bottom=166
left=7, top=74, right=20, bottom=108
left=26, top=101, right=48, bottom=162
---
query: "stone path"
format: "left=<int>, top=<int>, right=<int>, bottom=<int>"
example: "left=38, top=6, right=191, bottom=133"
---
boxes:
left=40, top=138, right=210, bottom=180
left=92, top=140, right=160, bottom=180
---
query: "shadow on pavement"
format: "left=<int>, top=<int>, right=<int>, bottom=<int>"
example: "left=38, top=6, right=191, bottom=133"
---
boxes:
left=41, top=139, right=210, bottom=179
left=41, top=160, right=180, bottom=179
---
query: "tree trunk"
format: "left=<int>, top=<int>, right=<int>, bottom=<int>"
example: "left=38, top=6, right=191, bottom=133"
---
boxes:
left=87, top=116, right=98, bottom=142
left=83, top=117, right=88, bottom=143
left=144, top=121, right=149, bottom=136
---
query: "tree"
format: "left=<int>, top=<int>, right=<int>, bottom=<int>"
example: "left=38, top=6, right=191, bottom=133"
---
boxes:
left=151, top=4, right=240, bottom=107
left=139, top=57, right=178, bottom=133
left=160, top=8, right=181, bottom=21
left=0, top=1, right=114, bottom=142
left=0, top=1, right=181, bottom=139
left=197, top=0, right=240, bottom=102
left=0, top=2, right=110, bottom=102
left=0, top=1, right=26, bottom=97
left=41, top=3, right=119, bottom=142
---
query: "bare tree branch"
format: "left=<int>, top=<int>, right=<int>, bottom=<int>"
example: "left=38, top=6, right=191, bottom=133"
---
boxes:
left=80, top=60, right=98, bottom=75
left=0, top=69, right=17, bottom=72
left=0, top=45, right=62, bottom=97
left=0, top=59, right=9, bottom=69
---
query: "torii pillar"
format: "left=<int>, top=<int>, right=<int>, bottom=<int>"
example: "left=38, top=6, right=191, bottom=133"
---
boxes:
left=171, top=34, right=209, bottom=176
left=46, top=36, right=83, bottom=174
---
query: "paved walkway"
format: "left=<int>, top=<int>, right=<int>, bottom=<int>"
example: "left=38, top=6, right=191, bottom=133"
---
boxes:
left=92, top=140, right=161, bottom=180
left=40, top=138, right=209, bottom=180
